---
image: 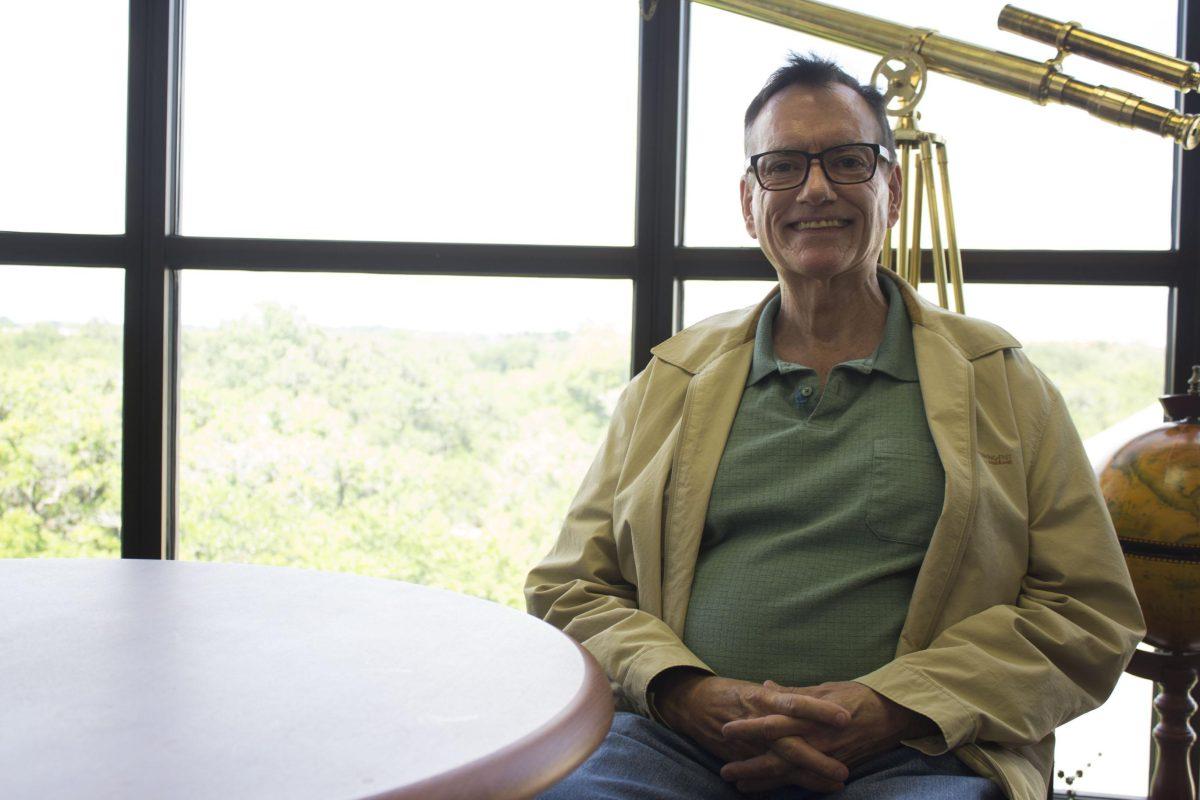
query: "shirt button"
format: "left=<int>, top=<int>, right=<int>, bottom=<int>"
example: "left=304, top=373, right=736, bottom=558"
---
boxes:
left=800, top=386, right=814, bottom=397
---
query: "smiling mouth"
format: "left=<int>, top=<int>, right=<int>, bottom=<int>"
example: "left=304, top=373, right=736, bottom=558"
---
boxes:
left=789, top=219, right=851, bottom=231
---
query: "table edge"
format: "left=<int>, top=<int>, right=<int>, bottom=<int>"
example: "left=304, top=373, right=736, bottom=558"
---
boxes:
left=368, top=637, right=614, bottom=800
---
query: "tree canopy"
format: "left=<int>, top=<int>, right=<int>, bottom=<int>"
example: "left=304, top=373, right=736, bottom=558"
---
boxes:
left=0, top=307, right=1164, bottom=608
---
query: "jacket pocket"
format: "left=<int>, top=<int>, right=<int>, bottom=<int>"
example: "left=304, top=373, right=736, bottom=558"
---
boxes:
left=866, top=438, right=945, bottom=547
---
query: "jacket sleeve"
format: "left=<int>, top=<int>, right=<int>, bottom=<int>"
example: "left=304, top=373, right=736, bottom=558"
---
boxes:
left=524, top=365, right=712, bottom=716
left=857, top=351, right=1146, bottom=753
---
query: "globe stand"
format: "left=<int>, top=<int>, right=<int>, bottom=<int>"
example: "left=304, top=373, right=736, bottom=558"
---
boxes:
left=1126, top=649, right=1200, bottom=800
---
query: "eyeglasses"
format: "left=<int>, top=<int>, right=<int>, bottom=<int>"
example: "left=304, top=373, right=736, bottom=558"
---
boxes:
left=746, top=143, right=892, bottom=191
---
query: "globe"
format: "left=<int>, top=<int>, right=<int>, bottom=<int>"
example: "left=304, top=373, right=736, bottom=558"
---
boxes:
left=1097, top=376, right=1200, bottom=654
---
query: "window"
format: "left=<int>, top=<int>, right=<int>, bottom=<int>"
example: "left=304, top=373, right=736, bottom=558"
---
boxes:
left=682, top=280, right=775, bottom=328
left=685, top=0, right=1178, bottom=249
left=180, top=0, right=639, bottom=245
left=0, top=267, right=124, bottom=557
left=178, top=272, right=630, bottom=607
left=917, top=283, right=1169, bottom=438
left=0, top=2, right=127, bottom=234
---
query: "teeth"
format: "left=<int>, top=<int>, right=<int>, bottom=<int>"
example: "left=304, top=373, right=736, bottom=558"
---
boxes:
left=795, top=219, right=848, bottom=229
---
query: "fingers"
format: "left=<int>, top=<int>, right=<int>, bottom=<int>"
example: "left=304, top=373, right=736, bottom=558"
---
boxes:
left=763, top=679, right=836, bottom=700
left=721, top=737, right=849, bottom=786
left=720, top=747, right=847, bottom=794
left=768, top=736, right=851, bottom=784
left=722, top=714, right=811, bottom=744
left=720, top=752, right=791, bottom=784
left=756, top=688, right=850, bottom=727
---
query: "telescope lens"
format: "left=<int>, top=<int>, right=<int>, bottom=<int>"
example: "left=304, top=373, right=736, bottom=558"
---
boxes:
left=752, top=144, right=880, bottom=190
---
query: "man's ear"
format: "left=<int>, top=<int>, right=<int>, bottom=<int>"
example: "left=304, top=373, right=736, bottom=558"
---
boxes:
left=740, top=175, right=758, bottom=239
left=886, top=163, right=902, bottom=228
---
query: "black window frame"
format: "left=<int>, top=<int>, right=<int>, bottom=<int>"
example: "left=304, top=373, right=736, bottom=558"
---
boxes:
left=0, top=1, right=1196, bottom=794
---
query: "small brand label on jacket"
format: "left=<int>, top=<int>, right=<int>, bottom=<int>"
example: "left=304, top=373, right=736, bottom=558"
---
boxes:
left=981, top=452, right=1013, bottom=465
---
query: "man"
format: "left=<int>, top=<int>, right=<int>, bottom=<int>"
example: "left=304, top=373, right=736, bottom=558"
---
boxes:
left=526, top=54, right=1144, bottom=800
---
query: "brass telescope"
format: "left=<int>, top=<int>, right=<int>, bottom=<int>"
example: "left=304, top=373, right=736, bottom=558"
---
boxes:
left=998, top=6, right=1199, bottom=93
left=694, top=0, right=1200, bottom=149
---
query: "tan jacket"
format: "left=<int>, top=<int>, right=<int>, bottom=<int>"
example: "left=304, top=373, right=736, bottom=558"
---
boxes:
left=526, top=272, right=1145, bottom=800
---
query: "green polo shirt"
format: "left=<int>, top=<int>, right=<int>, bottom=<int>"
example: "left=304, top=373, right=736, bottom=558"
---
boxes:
left=681, top=276, right=945, bottom=688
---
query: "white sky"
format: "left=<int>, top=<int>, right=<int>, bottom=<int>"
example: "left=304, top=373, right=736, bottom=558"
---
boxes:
left=178, top=271, right=634, bottom=334
left=0, top=267, right=634, bottom=334
left=0, top=1, right=127, bottom=233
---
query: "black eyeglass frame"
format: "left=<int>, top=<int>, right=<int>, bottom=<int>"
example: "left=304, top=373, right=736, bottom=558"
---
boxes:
left=745, top=143, right=895, bottom=191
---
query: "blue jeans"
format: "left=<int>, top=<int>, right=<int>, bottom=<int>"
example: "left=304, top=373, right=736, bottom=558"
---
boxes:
left=540, top=712, right=1005, bottom=800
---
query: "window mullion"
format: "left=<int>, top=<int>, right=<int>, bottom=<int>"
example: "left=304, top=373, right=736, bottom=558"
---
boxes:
left=632, top=0, right=686, bottom=376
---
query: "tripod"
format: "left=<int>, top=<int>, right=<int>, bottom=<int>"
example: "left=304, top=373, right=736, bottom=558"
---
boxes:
left=874, top=52, right=966, bottom=314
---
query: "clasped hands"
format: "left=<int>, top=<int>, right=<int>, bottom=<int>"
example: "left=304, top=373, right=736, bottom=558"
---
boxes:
left=652, top=669, right=933, bottom=794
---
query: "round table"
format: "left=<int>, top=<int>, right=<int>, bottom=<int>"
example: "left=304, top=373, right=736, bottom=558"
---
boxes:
left=0, top=559, right=613, bottom=799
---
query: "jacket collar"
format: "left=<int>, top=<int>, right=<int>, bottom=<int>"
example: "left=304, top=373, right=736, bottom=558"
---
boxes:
left=650, top=269, right=1022, bottom=376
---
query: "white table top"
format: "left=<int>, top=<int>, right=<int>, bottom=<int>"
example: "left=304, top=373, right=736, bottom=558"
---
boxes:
left=0, top=558, right=612, bottom=799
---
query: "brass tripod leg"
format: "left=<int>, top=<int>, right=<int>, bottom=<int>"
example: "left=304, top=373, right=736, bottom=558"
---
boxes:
left=897, top=143, right=912, bottom=283
left=935, top=141, right=965, bottom=314
left=909, top=154, right=924, bottom=287
left=920, top=137, right=948, bottom=310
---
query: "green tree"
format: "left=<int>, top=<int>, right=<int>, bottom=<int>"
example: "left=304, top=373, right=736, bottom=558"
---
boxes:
left=175, top=306, right=626, bottom=607
left=0, top=307, right=1165, bottom=609
left=1023, top=341, right=1164, bottom=440
left=0, top=322, right=121, bottom=557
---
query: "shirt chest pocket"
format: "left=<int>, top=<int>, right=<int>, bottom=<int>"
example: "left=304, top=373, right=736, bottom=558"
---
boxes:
left=865, top=438, right=946, bottom=548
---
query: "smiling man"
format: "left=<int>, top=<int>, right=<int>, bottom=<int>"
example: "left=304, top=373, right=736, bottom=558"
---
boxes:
left=527, top=54, right=1144, bottom=800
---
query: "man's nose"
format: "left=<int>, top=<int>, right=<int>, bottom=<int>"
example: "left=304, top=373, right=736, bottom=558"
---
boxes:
left=797, top=159, right=837, bottom=203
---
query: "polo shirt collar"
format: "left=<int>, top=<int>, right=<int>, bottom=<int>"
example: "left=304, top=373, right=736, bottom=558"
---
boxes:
left=870, top=276, right=919, bottom=382
left=746, top=294, right=785, bottom=386
left=745, top=275, right=918, bottom=387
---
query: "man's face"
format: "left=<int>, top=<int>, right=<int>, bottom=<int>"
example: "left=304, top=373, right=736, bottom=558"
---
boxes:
left=740, top=84, right=900, bottom=285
